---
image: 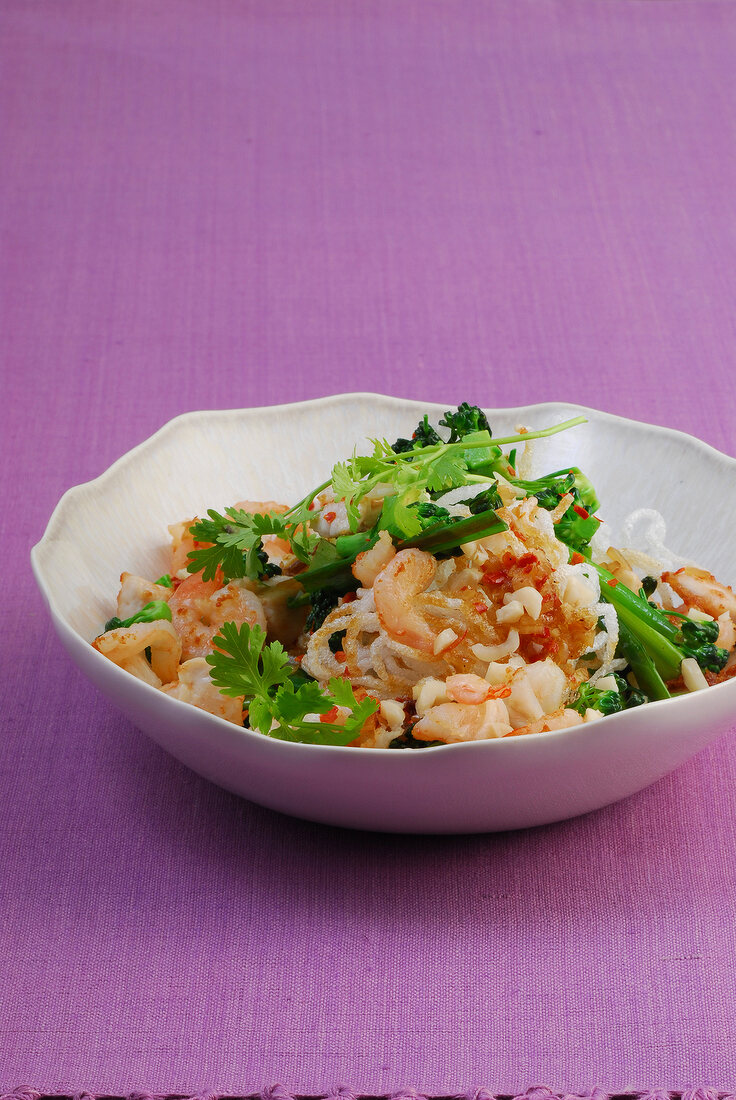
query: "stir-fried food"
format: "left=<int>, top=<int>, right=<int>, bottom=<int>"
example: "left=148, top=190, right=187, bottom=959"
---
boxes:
left=93, top=404, right=736, bottom=746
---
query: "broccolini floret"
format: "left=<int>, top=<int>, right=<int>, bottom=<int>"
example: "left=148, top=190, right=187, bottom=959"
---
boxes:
left=570, top=681, right=624, bottom=716
left=104, top=599, right=172, bottom=633
left=390, top=414, right=442, bottom=454
left=439, top=402, right=491, bottom=442
left=305, top=589, right=341, bottom=632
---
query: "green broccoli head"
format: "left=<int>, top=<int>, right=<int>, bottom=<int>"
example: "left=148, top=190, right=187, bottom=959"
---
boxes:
left=390, top=414, right=442, bottom=454
left=439, top=403, right=491, bottom=442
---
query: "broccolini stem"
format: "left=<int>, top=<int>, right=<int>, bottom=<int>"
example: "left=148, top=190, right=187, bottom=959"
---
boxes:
left=616, top=621, right=671, bottom=701
left=592, top=562, right=679, bottom=641
left=399, top=513, right=507, bottom=555
left=588, top=561, right=682, bottom=681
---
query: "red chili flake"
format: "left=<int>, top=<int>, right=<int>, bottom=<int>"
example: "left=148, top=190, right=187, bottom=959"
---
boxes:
left=573, top=504, right=589, bottom=519
left=607, top=578, right=618, bottom=588
left=320, top=706, right=339, bottom=723
left=473, top=602, right=489, bottom=614
left=335, top=651, right=347, bottom=663
left=341, top=591, right=357, bottom=603
left=482, top=569, right=506, bottom=586
left=571, top=551, right=584, bottom=565
left=324, top=511, right=337, bottom=523
left=517, top=551, right=538, bottom=573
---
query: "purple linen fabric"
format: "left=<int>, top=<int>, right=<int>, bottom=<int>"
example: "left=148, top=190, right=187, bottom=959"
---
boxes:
left=2, top=0, right=736, bottom=1093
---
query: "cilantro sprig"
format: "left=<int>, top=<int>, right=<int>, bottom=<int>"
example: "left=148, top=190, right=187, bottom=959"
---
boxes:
left=206, top=622, right=377, bottom=745
left=187, top=504, right=322, bottom=582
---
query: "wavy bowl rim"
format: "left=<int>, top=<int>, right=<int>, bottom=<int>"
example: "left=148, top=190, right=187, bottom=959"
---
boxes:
left=31, top=393, right=736, bottom=758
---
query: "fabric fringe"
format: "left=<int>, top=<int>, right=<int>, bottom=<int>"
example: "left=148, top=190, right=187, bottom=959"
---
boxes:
left=2, top=1088, right=735, bottom=1100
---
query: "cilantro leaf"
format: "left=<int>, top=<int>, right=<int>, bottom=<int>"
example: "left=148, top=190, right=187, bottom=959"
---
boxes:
left=186, top=509, right=250, bottom=581
left=326, top=677, right=364, bottom=708
left=424, top=450, right=468, bottom=492
left=188, top=504, right=320, bottom=581
left=341, top=701, right=380, bottom=740
left=206, top=621, right=378, bottom=745
left=206, top=621, right=289, bottom=698
left=248, top=695, right=275, bottom=735
left=274, top=680, right=333, bottom=722
left=326, top=678, right=381, bottom=739
left=331, top=459, right=365, bottom=531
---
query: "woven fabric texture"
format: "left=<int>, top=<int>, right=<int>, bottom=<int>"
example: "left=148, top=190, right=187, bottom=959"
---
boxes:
left=2, top=1093, right=736, bottom=1100
left=3, top=0, right=736, bottom=1094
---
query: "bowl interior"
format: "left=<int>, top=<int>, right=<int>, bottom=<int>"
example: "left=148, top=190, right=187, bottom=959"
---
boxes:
left=33, top=395, right=736, bottom=645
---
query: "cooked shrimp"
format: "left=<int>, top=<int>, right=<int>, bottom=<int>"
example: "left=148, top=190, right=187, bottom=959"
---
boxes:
left=413, top=698, right=513, bottom=743
left=116, top=572, right=172, bottom=619
left=445, top=673, right=501, bottom=705
left=373, top=548, right=437, bottom=652
left=716, top=611, right=736, bottom=651
left=168, top=571, right=266, bottom=660
left=93, top=620, right=181, bottom=687
left=162, top=658, right=243, bottom=725
left=169, top=518, right=200, bottom=576
left=662, top=566, right=736, bottom=624
left=506, top=705, right=586, bottom=737
left=352, top=530, right=396, bottom=588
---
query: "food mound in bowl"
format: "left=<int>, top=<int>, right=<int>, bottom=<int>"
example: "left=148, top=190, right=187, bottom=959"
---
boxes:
left=92, top=404, right=736, bottom=747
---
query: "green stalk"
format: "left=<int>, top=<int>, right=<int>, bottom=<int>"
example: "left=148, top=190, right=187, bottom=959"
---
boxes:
left=609, top=600, right=682, bottom=682
left=592, top=561, right=679, bottom=642
left=399, top=512, right=507, bottom=555
left=616, top=621, right=671, bottom=701
left=586, top=560, right=683, bottom=681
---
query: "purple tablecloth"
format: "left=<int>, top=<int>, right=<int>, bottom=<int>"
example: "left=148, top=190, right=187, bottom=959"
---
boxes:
left=3, top=0, right=736, bottom=1093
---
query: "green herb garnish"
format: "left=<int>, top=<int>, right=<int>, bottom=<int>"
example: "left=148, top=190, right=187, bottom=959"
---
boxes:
left=206, top=622, right=377, bottom=745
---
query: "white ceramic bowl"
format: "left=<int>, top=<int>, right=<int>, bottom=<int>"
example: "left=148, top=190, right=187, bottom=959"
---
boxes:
left=32, top=395, right=736, bottom=833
